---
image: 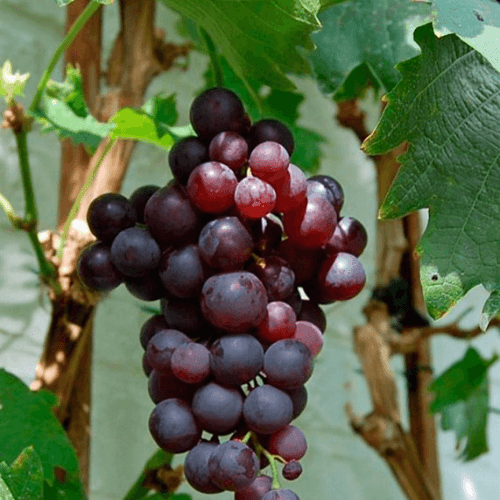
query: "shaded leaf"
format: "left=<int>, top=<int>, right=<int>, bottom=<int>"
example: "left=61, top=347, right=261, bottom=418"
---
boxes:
left=0, top=369, right=80, bottom=486
left=362, top=23, right=500, bottom=322
left=310, top=0, right=431, bottom=99
left=428, top=347, right=498, bottom=460
left=43, top=475, right=86, bottom=500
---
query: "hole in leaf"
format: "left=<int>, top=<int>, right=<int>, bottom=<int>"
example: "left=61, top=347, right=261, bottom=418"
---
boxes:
left=431, top=274, right=439, bottom=282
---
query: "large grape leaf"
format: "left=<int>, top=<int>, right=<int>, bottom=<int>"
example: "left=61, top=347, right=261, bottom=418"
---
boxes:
left=427, top=347, right=498, bottom=461
left=160, top=0, right=324, bottom=91
left=362, top=23, right=500, bottom=324
left=0, top=447, right=44, bottom=500
left=0, top=370, right=80, bottom=486
left=309, top=0, right=431, bottom=100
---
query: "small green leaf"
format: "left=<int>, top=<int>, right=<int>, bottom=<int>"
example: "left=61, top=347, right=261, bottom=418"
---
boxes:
left=480, top=289, right=500, bottom=331
left=0, top=447, right=44, bottom=500
left=428, top=347, right=498, bottom=460
left=0, top=369, right=80, bottom=486
left=144, top=450, right=173, bottom=471
left=0, top=61, right=30, bottom=105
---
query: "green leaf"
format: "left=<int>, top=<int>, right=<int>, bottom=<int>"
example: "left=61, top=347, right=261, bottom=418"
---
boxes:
left=109, top=93, right=178, bottom=151
left=43, top=476, right=86, bottom=500
left=428, top=347, right=498, bottom=460
left=160, top=0, right=322, bottom=91
left=362, top=23, right=500, bottom=322
left=0, top=369, right=80, bottom=486
left=0, top=447, right=44, bottom=500
left=31, top=65, right=114, bottom=154
left=310, top=0, right=431, bottom=99
left=0, top=477, right=14, bottom=500
left=0, top=61, right=30, bottom=105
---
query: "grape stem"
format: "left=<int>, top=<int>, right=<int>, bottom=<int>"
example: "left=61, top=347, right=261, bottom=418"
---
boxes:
left=251, top=433, right=281, bottom=490
left=241, top=430, right=253, bottom=444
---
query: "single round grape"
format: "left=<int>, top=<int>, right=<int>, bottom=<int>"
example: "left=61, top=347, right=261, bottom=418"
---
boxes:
left=77, top=242, right=124, bottom=292
left=208, top=441, right=259, bottom=491
left=187, top=161, right=238, bottom=214
left=257, top=301, right=297, bottom=344
left=287, top=386, right=308, bottom=419
left=268, top=425, right=307, bottom=461
left=140, top=314, right=169, bottom=350
left=243, top=385, right=293, bottom=434
left=308, top=174, right=344, bottom=214
left=168, top=136, right=209, bottom=185
left=87, top=193, right=137, bottom=244
left=234, top=177, right=276, bottom=219
left=198, top=217, right=254, bottom=271
left=125, top=271, right=166, bottom=301
left=325, top=216, right=368, bottom=257
left=190, top=87, right=248, bottom=141
left=282, top=461, right=302, bottom=481
left=284, top=288, right=302, bottom=317
left=201, top=272, right=268, bottom=332
left=272, top=164, right=307, bottom=214
left=171, top=342, right=210, bottom=384
left=262, top=489, right=300, bottom=500
left=161, top=297, right=208, bottom=335
left=110, top=226, right=161, bottom=277
left=249, top=141, right=289, bottom=184
left=148, top=398, right=201, bottom=453
left=235, top=474, right=273, bottom=500
left=146, top=329, right=190, bottom=374
left=209, top=131, right=248, bottom=170
left=248, top=256, right=295, bottom=302
left=184, top=441, right=223, bottom=494
left=294, top=321, right=323, bottom=356
left=210, top=334, right=264, bottom=386
left=147, top=369, right=198, bottom=404
left=129, top=185, right=159, bottom=223
left=278, top=239, right=322, bottom=285
left=263, top=339, right=313, bottom=390
left=248, top=119, right=294, bottom=156
left=297, top=300, right=326, bottom=333
left=192, top=382, right=244, bottom=435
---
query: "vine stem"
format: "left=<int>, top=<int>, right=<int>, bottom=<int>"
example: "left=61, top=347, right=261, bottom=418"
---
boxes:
left=251, top=434, right=281, bottom=490
left=57, top=136, right=117, bottom=259
left=199, top=26, right=223, bottom=88
left=0, top=191, right=21, bottom=227
left=28, top=0, right=101, bottom=114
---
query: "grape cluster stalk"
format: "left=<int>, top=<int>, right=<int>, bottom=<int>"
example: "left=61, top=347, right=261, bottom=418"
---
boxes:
left=77, top=87, right=368, bottom=499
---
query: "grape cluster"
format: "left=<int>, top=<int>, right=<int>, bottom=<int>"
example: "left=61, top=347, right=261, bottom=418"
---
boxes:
left=77, top=87, right=368, bottom=499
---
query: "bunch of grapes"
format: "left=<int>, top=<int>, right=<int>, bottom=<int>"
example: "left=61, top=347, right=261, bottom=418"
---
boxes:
left=77, top=87, right=368, bottom=499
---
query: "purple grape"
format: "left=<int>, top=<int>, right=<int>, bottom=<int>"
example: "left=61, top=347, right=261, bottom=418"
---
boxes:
left=171, top=342, right=211, bottom=384
left=248, top=141, right=289, bottom=184
left=169, top=136, right=209, bottom=185
left=158, top=244, right=206, bottom=298
left=201, top=272, right=268, bottom=332
left=262, top=489, right=300, bottom=500
left=308, top=174, right=344, bottom=214
left=209, top=131, right=248, bottom=170
left=146, top=329, right=190, bottom=374
left=125, top=271, right=166, bottom=301
left=142, top=352, right=153, bottom=377
left=129, top=185, right=159, bottom=223
left=278, top=239, right=322, bottom=285
left=286, top=386, right=308, bottom=419
left=198, top=217, right=254, bottom=271
left=282, top=460, right=302, bottom=481
left=191, top=382, right=244, bottom=435
left=284, top=288, right=302, bottom=317
left=77, top=242, right=124, bottom=292
left=184, top=441, right=223, bottom=494
left=87, top=193, right=137, bottom=244
left=110, top=227, right=161, bottom=277
left=147, top=369, right=198, bottom=404
left=207, top=441, right=259, bottom=491
left=248, top=119, right=294, bottom=156
left=263, top=340, right=313, bottom=390
left=190, top=87, right=248, bottom=141
left=243, top=385, right=293, bottom=434
left=252, top=216, right=283, bottom=255
left=148, top=398, right=201, bottom=453
left=161, top=297, right=208, bottom=335
left=210, top=334, right=264, bottom=386
left=297, top=300, right=326, bottom=333
left=248, top=256, right=295, bottom=302
left=140, top=314, right=168, bottom=350
left=325, top=216, right=368, bottom=257
left=234, top=474, right=273, bottom=500
left=268, top=425, right=307, bottom=461
left=144, top=184, right=202, bottom=248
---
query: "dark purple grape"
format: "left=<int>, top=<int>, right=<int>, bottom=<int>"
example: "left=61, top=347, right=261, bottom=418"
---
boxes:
left=147, top=369, right=198, bottom=404
left=278, top=239, right=322, bottom=285
left=171, top=342, right=210, bottom=384
left=144, top=184, right=202, bottom=248
left=268, top=425, right=307, bottom=461
left=146, top=329, right=190, bottom=374
left=263, top=340, right=313, bottom=390
left=208, top=441, right=259, bottom=491
left=243, top=385, right=293, bottom=434
left=87, top=193, right=137, bottom=244
left=235, top=474, right=273, bottom=500
left=308, top=174, right=344, bottom=214
left=287, top=386, right=307, bottom=419
left=283, top=288, right=302, bottom=317
left=201, top=272, right=268, bottom=332
left=248, top=256, right=295, bottom=302
left=184, top=441, right=223, bottom=494
left=168, top=136, right=209, bottom=185
left=125, top=271, right=166, bottom=301
left=252, top=216, right=283, bottom=255
left=297, top=300, right=326, bottom=333
left=209, top=131, right=248, bottom=170
left=161, top=297, right=208, bottom=335
left=142, top=351, right=153, bottom=376
left=129, top=185, right=159, bottom=223
left=210, top=334, right=264, bottom=386
left=158, top=245, right=206, bottom=298
left=325, top=216, right=367, bottom=257
left=192, top=382, right=244, bottom=435
left=198, top=217, right=254, bottom=271
left=77, top=242, right=124, bottom=292
left=190, top=87, right=248, bottom=141
left=140, top=314, right=168, bottom=350
left=262, top=489, right=300, bottom=500
left=110, top=227, right=161, bottom=277
left=294, top=321, right=323, bottom=356
left=248, top=119, right=294, bottom=156
left=282, top=460, right=302, bottom=481
left=148, top=398, right=201, bottom=453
